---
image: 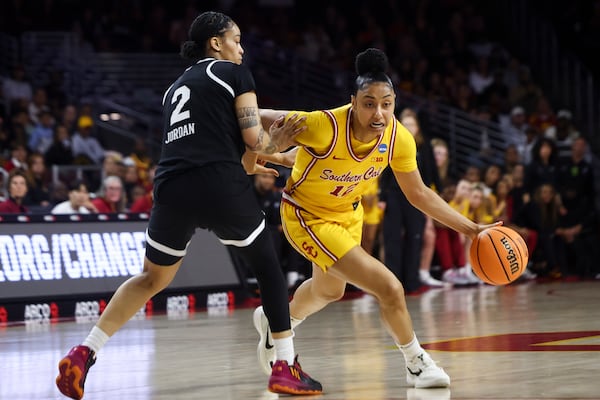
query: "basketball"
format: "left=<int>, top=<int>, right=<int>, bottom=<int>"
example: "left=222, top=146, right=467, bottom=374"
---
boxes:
left=469, top=226, right=529, bottom=285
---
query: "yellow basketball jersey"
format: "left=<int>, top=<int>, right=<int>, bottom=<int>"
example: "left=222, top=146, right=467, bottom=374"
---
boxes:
left=283, top=104, right=417, bottom=223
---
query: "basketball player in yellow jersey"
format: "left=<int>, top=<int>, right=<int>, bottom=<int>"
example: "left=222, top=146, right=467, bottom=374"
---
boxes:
left=251, top=48, right=500, bottom=389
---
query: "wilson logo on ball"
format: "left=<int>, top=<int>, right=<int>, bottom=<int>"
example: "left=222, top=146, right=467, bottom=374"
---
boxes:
left=500, top=236, right=519, bottom=274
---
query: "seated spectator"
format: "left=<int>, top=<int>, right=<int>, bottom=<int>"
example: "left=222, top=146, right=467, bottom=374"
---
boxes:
left=122, top=158, right=141, bottom=204
left=92, top=175, right=125, bottom=213
left=61, top=104, right=79, bottom=134
left=129, top=188, right=153, bottom=213
left=544, top=109, right=580, bottom=163
left=466, top=183, right=494, bottom=224
left=528, top=96, right=556, bottom=134
left=44, top=124, right=74, bottom=166
left=512, top=183, right=561, bottom=277
left=72, top=115, right=105, bottom=164
left=28, top=87, right=50, bottom=125
left=502, top=144, right=522, bottom=174
left=130, top=162, right=156, bottom=213
left=128, top=137, right=152, bottom=187
left=507, top=163, right=528, bottom=219
left=554, top=137, right=597, bottom=278
left=127, top=184, right=147, bottom=209
left=463, top=164, right=482, bottom=184
left=0, top=168, right=28, bottom=213
left=28, top=109, right=55, bottom=154
left=431, top=138, right=458, bottom=191
left=490, top=177, right=511, bottom=222
left=8, top=109, right=34, bottom=146
left=23, top=152, right=51, bottom=209
left=524, top=137, right=558, bottom=196
left=3, top=142, right=28, bottom=172
left=501, top=106, right=529, bottom=158
left=2, top=65, right=33, bottom=105
left=102, top=150, right=125, bottom=179
left=480, top=164, right=502, bottom=197
left=51, top=179, right=97, bottom=214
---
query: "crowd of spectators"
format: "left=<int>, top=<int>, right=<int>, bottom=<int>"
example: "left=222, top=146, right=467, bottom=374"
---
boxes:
left=1, top=0, right=599, bottom=288
left=0, top=66, right=156, bottom=215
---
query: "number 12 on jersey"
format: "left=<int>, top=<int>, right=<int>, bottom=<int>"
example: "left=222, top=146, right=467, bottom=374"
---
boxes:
left=329, top=183, right=358, bottom=197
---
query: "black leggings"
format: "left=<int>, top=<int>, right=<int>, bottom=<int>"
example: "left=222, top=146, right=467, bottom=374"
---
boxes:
left=232, top=229, right=291, bottom=332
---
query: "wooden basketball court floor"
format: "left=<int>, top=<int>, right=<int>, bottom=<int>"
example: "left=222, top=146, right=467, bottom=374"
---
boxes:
left=2, top=281, right=599, bottom=400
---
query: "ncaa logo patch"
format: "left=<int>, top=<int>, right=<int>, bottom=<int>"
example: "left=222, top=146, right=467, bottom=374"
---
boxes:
left=378, top=143, right=388, bottom=153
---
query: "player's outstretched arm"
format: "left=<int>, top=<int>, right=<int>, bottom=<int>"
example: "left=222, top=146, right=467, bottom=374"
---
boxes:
left=393, top=169, right=501, bottom=239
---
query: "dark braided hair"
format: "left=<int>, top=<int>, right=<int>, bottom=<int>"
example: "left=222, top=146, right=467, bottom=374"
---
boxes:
left=180, top=11, right=234, bottom=60
left=354, top=48, right=393, bottom=93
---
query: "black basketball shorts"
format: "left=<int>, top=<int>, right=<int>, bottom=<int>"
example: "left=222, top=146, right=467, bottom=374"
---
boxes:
left=145, top=163, right=266, bottom=266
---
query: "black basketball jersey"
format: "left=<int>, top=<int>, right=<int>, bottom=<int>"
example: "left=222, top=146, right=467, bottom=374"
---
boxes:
left=154, top=58, right=256, bottom=181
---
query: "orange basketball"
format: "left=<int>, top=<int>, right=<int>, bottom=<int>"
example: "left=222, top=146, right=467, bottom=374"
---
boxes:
left=469, top=226, right=529, bottom=285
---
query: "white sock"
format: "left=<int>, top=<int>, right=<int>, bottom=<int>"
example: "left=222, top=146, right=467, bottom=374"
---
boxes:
left=82, top=326, right=110, bottom=354
left=397, top=333, right=422, bottom=362
left=273, top=336, right=295, bottom=365
left=290, top=315, right=304, bottom=330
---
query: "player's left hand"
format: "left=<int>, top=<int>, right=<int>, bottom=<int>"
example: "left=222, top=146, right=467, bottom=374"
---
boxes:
left=241, top=149, right=279, bottom=176
left=471, top=221, right=503, bottom=239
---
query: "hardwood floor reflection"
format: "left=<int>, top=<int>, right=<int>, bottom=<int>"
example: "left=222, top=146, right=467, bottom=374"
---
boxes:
left=1, top=281, right=599, bottom=399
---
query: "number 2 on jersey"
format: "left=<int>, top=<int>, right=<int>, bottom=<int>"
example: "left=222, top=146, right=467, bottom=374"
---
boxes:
left=170, top=85, right=191, bottom=125
left=329, top=183, right=358, bottom=197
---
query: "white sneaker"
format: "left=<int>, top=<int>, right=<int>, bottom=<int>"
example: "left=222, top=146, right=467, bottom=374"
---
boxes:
left=442, top=269, right=470, bottom=285
left=458, top=266, right=481, bottom=284
left=286, top=271, right=299, bottom=288
left=253, top=306, right=276, bottom=375
left=520, top=268, right=537, bottom=280
left=420, top=270, right=446, bottom=288
left=406, top=352, right=451, bottom=388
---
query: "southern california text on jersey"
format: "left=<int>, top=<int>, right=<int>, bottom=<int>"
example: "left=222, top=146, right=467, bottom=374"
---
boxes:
left=283, top=104, right=417, bottom=223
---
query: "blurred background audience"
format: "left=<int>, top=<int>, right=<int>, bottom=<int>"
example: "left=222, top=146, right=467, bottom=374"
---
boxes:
left=0, top=0, right=598, bottom=287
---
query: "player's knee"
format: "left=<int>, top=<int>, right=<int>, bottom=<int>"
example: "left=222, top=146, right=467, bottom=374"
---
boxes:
left=138, top=259, right=178, bottom=293
left=377, top=279, right=406, bottom=309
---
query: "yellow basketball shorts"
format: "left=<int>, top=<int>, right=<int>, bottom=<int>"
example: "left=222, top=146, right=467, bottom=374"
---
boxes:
left=281, top=201, right=363, bottom=272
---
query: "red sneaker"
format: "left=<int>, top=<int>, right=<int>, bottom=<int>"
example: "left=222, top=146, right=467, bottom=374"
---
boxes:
left=268, top=356, right=323, bottom=395
left=56, top=345, right=96, bottom=399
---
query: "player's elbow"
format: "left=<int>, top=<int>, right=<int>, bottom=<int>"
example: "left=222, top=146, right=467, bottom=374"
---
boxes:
left=404, top=185, right=429, bottom=208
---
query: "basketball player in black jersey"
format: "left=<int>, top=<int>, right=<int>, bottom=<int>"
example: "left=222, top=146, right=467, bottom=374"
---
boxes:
left=56, top=11, right=322, bottom=399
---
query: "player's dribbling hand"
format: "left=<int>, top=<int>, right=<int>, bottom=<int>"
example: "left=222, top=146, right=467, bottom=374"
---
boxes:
left=470, top=221, right=503, bottom=239
left=241, top=149, right=279, bottom=176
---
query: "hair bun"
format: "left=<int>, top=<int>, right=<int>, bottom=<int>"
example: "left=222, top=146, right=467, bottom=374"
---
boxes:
left=180, top=40, right=203, bottom=60
left=355, top=48, right=388, bottom=76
